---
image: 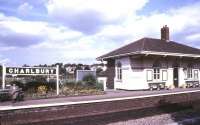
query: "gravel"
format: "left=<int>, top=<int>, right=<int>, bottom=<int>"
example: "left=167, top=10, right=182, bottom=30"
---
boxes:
left=105, top=109, right=200, bottom=125
left=65, top=108, right=200, bottom=125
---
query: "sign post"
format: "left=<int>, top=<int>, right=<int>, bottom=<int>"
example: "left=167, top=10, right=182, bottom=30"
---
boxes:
left=56, top=65, right=59, bottom=95
left=2, top=64, right=6, bottom=90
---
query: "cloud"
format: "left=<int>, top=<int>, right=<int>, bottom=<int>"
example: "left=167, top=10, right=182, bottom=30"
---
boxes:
left=0, top=14, right=46, bottom=47
left=0, top=13, right=82, bottom=47
left=50, top=10, right=105, bottom=35
left=17, top=2, right=33, bottom=16
left=46, top=0, right=148, bottom=34
left=186, top=33, right=200, bottom=41
left=1, top=1, right=200, bottom=66
left=96, top=1, right=200, bottom=45
left=0, top=25, right=44, bottom=47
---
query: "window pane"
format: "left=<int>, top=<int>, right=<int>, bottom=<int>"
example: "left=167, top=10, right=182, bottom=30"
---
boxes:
left=154, top=74, right=156, bottom=79
left=157, top=74, right=160, bottom=79
left=194, top=70, right=198, bottom=79
left=153, top=68, right=160, bottom=80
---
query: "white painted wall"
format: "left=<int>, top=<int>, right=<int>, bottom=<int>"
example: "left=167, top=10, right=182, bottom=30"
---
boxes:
left=113, top=56, right=200, bottom=90
left=167, top=68, right=174, bottom=88
left=114, top=57, right=147, bottom=90
left=179, top=68, right=185, bottom=87
left=97, top=77, right=107, bottom=91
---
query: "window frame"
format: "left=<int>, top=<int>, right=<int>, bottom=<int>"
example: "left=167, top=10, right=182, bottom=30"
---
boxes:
left=187, top=68, right=193, bottom=79
left=194, top=70, right=199, bottom=80
left=162, top=70, right=168, bottom=81
left=116, top=62, right=122, bottom=81
left=153, top=68, right=160, bottom=80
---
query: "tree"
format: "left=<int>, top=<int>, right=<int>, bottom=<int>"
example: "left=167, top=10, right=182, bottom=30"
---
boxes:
left=22, top=64, right=29, bottom=67
left=84, top=65, right=90, bottom=70
left=82, top=74, right=97, bottom=86
left=96, top=67, right=103, bottom=74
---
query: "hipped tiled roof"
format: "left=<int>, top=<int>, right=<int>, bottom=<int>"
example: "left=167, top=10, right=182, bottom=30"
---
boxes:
left=97, top=37, right=200, bottom=60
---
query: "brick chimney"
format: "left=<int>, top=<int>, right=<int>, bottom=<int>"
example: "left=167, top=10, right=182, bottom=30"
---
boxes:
left=161, top=25, right=169, bottom=41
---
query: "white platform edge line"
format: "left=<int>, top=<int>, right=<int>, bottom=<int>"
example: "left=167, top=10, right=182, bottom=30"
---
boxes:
left=1, top=89, right=200, bottom=111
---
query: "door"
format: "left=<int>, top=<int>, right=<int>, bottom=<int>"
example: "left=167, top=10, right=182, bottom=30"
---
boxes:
left=173, top=68, right=179, bottom=87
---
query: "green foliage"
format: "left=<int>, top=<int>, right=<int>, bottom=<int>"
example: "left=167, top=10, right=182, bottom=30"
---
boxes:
left=95, top=82, right=104, bottom=90
left=10, top=80, right=55, bottom=93
left=82, top=74, right=97, bottom=86
left=0, top=92, right=10, bottom=101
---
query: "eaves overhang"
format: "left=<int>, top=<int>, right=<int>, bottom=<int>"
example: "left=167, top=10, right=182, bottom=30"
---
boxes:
left=96, top=51, right=200, bottom=61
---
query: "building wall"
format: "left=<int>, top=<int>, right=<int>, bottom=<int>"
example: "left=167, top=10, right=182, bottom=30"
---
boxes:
left=113, top=56, right=200, bottom=90
left=114, top=57, right=147, bottom=90
left=106, top=59, right=115, bottom=89
left=76, top=70, right=96, bottom=81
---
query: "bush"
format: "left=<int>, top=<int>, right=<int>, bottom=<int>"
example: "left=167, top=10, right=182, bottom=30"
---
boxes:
left=37, top=85, right=48, bottom=95
left=95, top=82, right=104, bottom=90
left=9, top=80, right=56, bottom=93
left=82, top=74, right=97, bottom=86
left=0, top=92, right=10, bottom=101
left=47, top=81, right=56, bottom=90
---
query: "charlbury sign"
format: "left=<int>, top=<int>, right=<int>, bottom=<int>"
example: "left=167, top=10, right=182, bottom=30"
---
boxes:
left=6, top=67, right=56, bottom=75
left=2, top=65, right=60, bottom=95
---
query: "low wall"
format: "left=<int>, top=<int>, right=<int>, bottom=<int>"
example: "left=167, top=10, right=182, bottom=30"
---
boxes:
left=1, top=91, right=200, bottom=125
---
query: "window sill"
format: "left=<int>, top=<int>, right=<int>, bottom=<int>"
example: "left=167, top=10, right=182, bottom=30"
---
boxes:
left=116, top=80, right=122, bottom=83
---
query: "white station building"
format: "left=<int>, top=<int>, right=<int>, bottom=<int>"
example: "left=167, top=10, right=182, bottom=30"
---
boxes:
left=97, top=26, right=200, bottom=90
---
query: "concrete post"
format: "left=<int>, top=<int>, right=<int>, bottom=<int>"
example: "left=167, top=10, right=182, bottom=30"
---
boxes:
left=2, top=64, right=6, bottom=89
left=56, top=65, right=59, bottom=95
left=179, top=67, right=185, bottom=88
left=167, top=68, right=174, bottom=89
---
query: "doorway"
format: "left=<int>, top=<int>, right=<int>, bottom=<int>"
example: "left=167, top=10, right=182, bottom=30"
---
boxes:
left=173, top=68, right=179, bottom=87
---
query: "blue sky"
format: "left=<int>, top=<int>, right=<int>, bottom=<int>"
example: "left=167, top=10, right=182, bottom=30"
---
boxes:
left=0, top=0, right=200, bottom=66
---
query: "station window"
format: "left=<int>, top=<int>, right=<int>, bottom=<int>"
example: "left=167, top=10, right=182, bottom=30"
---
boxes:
left=153, top=68, right=160, bottom=80
left=194, top=70, right=198, bottom=79
left=187, top=63, right=193, bottom=79
left=116, top=62, right=122, bottom=81
left=152, top=60, right=161, bottom=80
left=187, top=68, right=192, bottom=78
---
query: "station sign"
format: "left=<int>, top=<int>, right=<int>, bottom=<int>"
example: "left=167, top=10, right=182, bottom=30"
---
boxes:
left=2, top=65, right=60, bottom=95
left=6, top=67, right=57, bottom=75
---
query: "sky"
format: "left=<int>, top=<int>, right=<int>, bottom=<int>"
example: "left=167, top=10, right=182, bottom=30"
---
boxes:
left=0, top=0, right=200, bottom=66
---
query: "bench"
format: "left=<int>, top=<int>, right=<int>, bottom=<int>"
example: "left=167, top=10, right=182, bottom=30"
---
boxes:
left=0, top=89, right=11, bottom=101
left=148, top=82, right=166, bottom=91
left=186, top=80, right=199, bottom=88
left=0, top=88, right=24, bottom=102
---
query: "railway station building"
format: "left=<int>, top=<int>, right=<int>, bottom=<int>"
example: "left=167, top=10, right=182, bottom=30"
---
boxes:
left=97, top=25, right=200, bottom=90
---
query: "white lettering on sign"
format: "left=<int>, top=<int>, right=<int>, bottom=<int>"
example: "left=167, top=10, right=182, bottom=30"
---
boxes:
left=6, top=67, right=56, bottom=75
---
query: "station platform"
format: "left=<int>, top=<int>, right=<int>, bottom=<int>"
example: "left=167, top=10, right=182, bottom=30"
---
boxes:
left=1, top=88, right=200, bottom=125
left=1, top=88, right=200, bottom=111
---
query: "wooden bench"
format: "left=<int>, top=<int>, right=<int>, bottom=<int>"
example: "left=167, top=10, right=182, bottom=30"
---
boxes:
left=148, top=82, right=166, bottom=91
left=186, top=80, right=199, bottom=88
left=0, top=89, right=11, bottom=101
left=0, top=88, right=24, bottom=102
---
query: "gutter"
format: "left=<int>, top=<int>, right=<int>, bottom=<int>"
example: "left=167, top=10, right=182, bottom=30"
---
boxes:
left=97, top=51, right=200, bottom=61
